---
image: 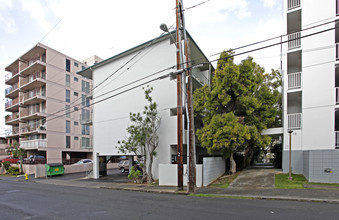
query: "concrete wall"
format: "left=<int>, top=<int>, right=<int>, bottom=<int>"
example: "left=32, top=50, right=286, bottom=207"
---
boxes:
left=159, top=164, right=203, bottom=187
left=202, top=157, right=226, bottom=186
left=304, top=150, right=339, bottom=183
left=282, top=150, right=303, bottom=174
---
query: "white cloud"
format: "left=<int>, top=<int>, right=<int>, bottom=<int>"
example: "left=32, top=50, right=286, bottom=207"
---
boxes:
left=185, top=0, right=251, bottom=26
left=260, top=0, right=277, bottom=8
left=0, top=0, right=17, bottom=34
left=19, top=0, right=53, bottom=33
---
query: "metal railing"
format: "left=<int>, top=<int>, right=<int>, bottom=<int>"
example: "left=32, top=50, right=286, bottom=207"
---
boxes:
left=80, top=112, right=92, bottom=125
left=22, top=88, right=46, bottom=101
left=288, top=113, right=302, bottom=129
left=5, top=69, right=19, bottom=82
left=288, top=32, right=301, bottom=50
left=288, top=72, right=301, bottom=89
left=288, top=0, right=300, bottom=10
left=20, top=139, right=47, bottom=149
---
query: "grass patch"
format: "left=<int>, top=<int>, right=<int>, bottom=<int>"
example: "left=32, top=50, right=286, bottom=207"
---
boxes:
left=190, top=193, right=254, bottom=200
left=275, top=173, right=307, bottom=189
left=209, top=172, right=240, bottom=189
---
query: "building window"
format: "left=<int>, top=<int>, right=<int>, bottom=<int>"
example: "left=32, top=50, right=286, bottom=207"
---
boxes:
left=66, top=90, right=70, bottom=103
left=74, top=77, right=78, bottom=82
left=74, top=62, right=78, bottom=67
left=66, top=120, right=70, bottom=133
left=66, top=59, right=70, bottom=72
left=82, top=80, right=90, bottom=93
left=74, top=107, right=78, bottom=111
left=66, top=105, right=70, bottom=118
left=82, top=66, right=86, bottom=70
left=82, top=124, right=90, bottom=135
left=74, top=136, right=79, bottom=140
left=81, top=137, right=90, bottom=149
left=82, top=95, right=90, bottom=107
left=66, top=74, right=70, bottom=87
left=66, top=136, right=70, bottom=148
left=74, top=121, right=78, bottom=126
left=74, top=92, right=78, bottom=96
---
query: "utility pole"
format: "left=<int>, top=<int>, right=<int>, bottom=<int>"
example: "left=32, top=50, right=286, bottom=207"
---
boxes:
left=176, top=0, right=184, bottom=190
left=177, top=0, right=196, bottom=192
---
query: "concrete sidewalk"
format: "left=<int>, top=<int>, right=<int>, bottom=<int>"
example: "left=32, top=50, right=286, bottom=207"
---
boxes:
left=1, top=168, right=339, bottom=203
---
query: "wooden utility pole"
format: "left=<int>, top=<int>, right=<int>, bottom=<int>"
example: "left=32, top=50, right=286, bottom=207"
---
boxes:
left=176, top=0, right=184, bottom=190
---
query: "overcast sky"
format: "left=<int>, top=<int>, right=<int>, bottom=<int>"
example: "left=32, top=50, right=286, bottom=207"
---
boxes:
left=0, top=0, right=284, bottom=134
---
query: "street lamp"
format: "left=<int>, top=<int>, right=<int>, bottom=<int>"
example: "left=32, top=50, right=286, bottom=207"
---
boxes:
left=160, top=24, right=177, bottom=46
left=288, top=130, right=293, bottom=180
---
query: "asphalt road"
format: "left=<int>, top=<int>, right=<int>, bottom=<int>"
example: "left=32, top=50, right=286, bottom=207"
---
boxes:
left=1, top=180, right=339, bottom=220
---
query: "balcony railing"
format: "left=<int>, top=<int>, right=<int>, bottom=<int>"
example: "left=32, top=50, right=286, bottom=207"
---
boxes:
left=80, top=113, right=92, bottom=125
left=336, top=43, right=339, bottom=60
left=288, top=32, right=301, bottom=50
left=6, top=126, right=19, bottom=137
left=288, top=0, right=300, bottom=10
left=81, top=137, right=92, bottom=149
left=5, top=69, right=19, bottom=82
left=20, top=139, right=47, bottom=149
left=20, top=122, right=46, bottom=134
left=23, top=88, right=46, bottom=101
left=20, top=107, right=46, bottom=118
left=5, top=97, right=19, bottom=109
left=288, top=113, right=302, bottom=129
left=288, top=72, right=301, bottom=89
left=5, top=83, right=19, bottom=95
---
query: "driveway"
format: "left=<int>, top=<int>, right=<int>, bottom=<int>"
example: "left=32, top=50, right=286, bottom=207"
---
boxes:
left=228, top=168, right=278, bottom=189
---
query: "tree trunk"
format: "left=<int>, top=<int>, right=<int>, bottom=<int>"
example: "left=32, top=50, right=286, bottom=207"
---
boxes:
left=230, top=152, right=236, bottom=174
left=147, top=153, right=153, bottom=183
left=243, top=147, right=251, bottom=169
left=19, top=156, right=23, bottom=174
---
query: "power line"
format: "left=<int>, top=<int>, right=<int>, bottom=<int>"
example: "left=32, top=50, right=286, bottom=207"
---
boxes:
left=210, top=19, right=337, bottom=57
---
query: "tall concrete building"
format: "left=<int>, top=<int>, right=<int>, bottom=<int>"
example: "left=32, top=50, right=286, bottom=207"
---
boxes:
left=4, top=43, right=94, bottom=163
left=283, top=0, right=339, bottom=182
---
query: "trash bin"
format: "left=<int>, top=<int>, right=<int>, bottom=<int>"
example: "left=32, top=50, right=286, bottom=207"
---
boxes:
left=45, top=163, right=64, bottom=176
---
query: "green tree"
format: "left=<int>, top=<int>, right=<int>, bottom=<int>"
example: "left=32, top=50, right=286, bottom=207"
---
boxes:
left=7, top=141, right=25, bottom=174
left=194, top=51, right=281, bottom=174
left=117, top=86, right=161, bottom=183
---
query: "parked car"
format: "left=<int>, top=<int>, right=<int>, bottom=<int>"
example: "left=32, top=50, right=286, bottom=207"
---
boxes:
left=24, top=155, right=46, bottom=164
left=118, top=160, right=142, bottom=173
left=73, top=159, right=93, bottom=165
left=1, top=156, right=19, bottom=164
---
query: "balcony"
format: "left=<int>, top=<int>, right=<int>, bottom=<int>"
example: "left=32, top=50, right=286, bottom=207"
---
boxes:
left=288, top=113, right=302, bottom=129
left=22, top=88, right=46, bottom=105
left=288, top=72, right=302, bottom=90
left=5, top=97, right=20, bottom=112
left=20, top=123, right=46, bottom=135
left=287, top=0, right=300, bottom=10
left=6, top=126, right=19, bottom=137
left=5, top=112, right=19, bottom=125
left=19, top=60, right=46, bottom=77
left=80, top=112, right=92, bottom=125
left=20, top=71, right=46, bottom=91
left=20, top=108, right=46, bottom=121
left=5, top=83, right=19, bottom=99
left=20, top=139, right=47, bottom=150
left=81, top=137, right=92, bottom=149
left=5, top=70, right=19, bottom=85
left=288, top=32, right=301, bottom=50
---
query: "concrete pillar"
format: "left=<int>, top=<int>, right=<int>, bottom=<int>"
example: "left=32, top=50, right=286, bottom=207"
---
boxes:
left=93, top=153, right=99, bottom=179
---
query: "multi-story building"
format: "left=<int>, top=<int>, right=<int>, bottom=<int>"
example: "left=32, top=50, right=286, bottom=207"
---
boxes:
left=4, top=43, right=94, bottom=164
left=283, top=0, right=339, bottom=183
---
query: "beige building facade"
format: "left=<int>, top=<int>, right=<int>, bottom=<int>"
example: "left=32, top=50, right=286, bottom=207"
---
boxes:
left=4, top=43, right=94, bottom=164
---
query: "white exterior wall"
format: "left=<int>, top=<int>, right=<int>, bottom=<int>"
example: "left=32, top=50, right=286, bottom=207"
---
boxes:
left=158, top=164, right=203, bottom=187
left=92, top=38, right=178, bottom=179
left=283, top=0, right=338, bottom=175
left=202, top=157, right=226, bottom=186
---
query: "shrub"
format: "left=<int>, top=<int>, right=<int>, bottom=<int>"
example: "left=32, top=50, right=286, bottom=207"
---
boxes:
left=2, top=161, right=11, bottom=171
left=128, top=166, right=142, bottom=183
left=8, top=166, right=20, bottom=175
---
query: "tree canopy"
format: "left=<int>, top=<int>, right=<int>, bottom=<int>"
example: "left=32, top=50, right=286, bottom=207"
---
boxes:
left=193, top=51, right=281, bottom=173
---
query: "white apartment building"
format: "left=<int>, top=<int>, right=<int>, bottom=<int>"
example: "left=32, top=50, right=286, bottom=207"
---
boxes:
left=283, top=0, right=339, bottom=183
left=78, top=32, right=212, bottom=180
left=4, top=43, right=94, bottom=164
